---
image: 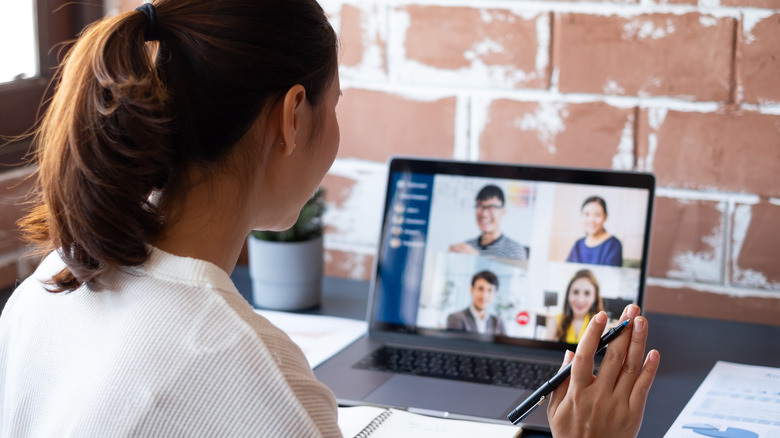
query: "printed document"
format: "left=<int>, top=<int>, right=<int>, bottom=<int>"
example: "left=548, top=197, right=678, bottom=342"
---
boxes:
left=664, top=361, right=780, bottom=438
left=255, top=309, right=367, bottom=368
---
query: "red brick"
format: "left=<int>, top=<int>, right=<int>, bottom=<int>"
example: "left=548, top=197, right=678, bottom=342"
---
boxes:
left=722, top=0, right=780, bottom=7
left=644, top=284, right=780, bottom=326
left=337, top=88, right=456, bottom=162
left=401, top=6, right=550, bottom=89
left=478, top=99, right=635, bottom=169
left=737, top=13, right=780, bottom=104
left=555, top=13, right=735, bottom=101
left=319, top=165, right=387, bottom=250
left=637, top=108, right=780, bottom=197
left=730, top=201, right=780, bottom=289
left=324, top=248, right=374, bottom=281
left=320, top=173, right=363, bottom=243
left=652, top=0, right=696, bottom=4
left=648, top=197, right=725, bottom=283
left=321, top=173, right=358, bottom=213
left=338, top=4, right=386, bottom=72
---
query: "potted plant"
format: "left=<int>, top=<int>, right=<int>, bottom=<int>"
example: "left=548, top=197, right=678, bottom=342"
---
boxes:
left=247, top=187, right=326, bottom=310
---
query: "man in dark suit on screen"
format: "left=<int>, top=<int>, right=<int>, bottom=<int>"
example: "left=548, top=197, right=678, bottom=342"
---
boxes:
left=446, top=270, right=505, bottom=335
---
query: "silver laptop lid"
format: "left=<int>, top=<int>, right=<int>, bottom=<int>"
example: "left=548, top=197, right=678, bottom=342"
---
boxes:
left=367, top=157, right=655, bottom=352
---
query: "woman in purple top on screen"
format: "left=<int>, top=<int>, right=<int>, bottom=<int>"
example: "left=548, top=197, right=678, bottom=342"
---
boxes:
left=566, top=196, right=623, bottom=267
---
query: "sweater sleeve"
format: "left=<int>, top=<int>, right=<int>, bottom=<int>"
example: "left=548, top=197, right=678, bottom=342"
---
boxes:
left=250, top=312, right=342, bottom=437
left=217, top=290, right=343, bottom=438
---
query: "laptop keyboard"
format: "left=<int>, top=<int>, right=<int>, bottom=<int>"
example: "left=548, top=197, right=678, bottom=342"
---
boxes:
left=352, top=345, right=559, bottom=389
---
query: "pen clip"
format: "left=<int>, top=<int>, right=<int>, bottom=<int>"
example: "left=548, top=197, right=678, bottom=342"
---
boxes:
left=510, top=395, right=547, bottom=425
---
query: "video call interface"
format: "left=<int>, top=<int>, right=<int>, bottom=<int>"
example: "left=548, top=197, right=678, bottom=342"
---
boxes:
left=372, top=169, right=652, bottom=347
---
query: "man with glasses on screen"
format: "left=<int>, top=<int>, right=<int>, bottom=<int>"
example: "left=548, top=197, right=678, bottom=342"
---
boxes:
left=448, top=184, right=529, bottom=261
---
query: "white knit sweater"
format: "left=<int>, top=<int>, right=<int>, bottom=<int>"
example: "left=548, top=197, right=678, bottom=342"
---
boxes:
left=0, top=247, right=342, bottom=437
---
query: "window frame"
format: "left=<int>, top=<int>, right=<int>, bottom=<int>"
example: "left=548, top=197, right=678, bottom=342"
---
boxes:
left=0, top=0, right=103, bottom=168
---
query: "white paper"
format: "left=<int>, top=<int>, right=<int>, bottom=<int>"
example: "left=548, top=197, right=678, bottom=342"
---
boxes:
left=337, top=406, right=521, bottom=438
left=664, top=361, right=780, bottom=438
left=254, top=309, right=367, bottom=368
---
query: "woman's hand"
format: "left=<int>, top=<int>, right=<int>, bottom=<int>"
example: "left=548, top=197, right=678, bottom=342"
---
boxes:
left=547, top=305, right=660, bottom=438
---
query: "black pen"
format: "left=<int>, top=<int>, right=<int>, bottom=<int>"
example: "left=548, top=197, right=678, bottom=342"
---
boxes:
left=506, top=318, right=632, bottom=425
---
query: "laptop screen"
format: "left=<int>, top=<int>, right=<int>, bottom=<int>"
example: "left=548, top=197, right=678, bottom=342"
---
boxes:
left=370, top=157, right=655, bottom=349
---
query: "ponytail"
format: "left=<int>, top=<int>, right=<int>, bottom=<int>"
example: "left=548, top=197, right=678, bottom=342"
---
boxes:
left=21, top=10, right=172, bottom=291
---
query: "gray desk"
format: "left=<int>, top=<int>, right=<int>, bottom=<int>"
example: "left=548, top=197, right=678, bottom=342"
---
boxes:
left=232, top=268, right=780, bottom=438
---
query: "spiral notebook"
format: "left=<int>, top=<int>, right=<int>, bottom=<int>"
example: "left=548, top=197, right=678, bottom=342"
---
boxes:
left=338, top=405, right=522, bottom=438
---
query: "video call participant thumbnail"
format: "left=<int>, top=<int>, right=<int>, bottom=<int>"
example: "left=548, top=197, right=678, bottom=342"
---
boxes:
left=446, top=270, right=505, bottom=336
left=449, top=184, right=529, bottom=261
left=566, top=196, right=623, bottom=267
left=549, top=269, right=604, bottom=343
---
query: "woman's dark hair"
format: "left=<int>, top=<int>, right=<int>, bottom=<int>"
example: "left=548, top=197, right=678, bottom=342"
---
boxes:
left=471, top=270, right=499, bottom=290
left=19, top=0, right=339, bottom=292
left=581, top=196, right=608, bottom=215
left=555, top=269, right=604, bottom=343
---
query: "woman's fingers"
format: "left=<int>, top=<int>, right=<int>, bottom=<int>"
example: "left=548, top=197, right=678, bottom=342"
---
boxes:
left=595, top=305, right=640, bottom=389
left=629, top=349, right=661, bottom=412
left=547, top=349, right=574, bottom=416
left=570, top=311, right=607, bottom=388
left=613, top=314, right=650, bottom=396
left=559, top=349, right=575, bottom=372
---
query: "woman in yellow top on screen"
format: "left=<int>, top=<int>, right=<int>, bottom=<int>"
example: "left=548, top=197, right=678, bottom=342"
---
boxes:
left=550, top=269, right=604, bottom=343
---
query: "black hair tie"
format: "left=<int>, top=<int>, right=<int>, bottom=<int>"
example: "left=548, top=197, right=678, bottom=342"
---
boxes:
left=135, top=3, right=159, bottom=42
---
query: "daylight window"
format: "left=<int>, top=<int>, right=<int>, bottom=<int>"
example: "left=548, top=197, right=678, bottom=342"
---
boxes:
left=0, top=0, right=38, bottom=85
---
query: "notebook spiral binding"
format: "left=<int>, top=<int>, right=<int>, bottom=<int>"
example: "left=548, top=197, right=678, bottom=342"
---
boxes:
left=353, top=409, right=394, bottom=438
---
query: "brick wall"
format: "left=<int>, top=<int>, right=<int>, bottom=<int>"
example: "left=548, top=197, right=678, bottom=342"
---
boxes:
left=316, top=0, right=780, bottom=325
left=3, top=0, right=778, bottom=325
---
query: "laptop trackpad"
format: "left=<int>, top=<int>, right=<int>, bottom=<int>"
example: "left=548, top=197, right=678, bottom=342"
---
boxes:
left=363, top=374, right=524, bottom=419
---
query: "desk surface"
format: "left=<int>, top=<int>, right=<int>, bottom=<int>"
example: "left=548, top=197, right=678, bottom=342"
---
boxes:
left=232, top=268, right=780, bottom=438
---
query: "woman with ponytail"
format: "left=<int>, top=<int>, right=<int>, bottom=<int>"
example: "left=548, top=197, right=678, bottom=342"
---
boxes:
left=0, top=0, right=659, bottom=436
left=1, top=0, right=342, bottom=435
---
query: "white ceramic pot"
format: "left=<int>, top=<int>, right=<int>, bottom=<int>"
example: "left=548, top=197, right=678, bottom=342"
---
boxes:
left=247, top=236, right=323, bottom=310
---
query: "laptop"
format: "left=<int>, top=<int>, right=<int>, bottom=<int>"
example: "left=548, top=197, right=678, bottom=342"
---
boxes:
left=314, top=157, right=655, bottom=432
